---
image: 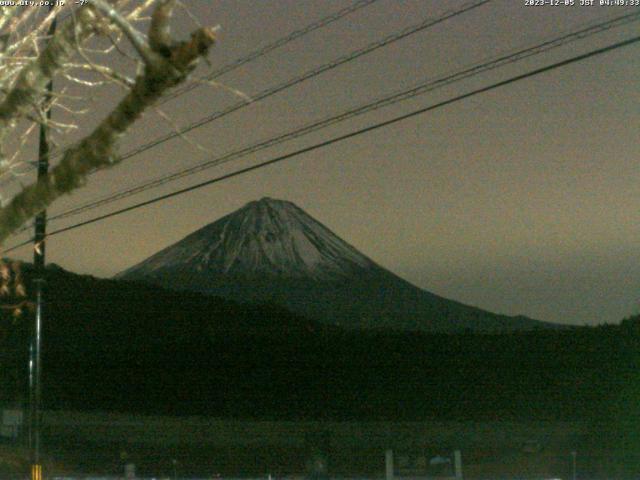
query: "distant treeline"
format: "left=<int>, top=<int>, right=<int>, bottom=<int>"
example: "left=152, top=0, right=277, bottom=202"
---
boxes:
left=0, top=265, right=638, bottom=437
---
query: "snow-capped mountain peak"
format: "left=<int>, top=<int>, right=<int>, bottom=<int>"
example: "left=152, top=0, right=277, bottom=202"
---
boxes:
left=118, top=198, right=554, bottom=333
left=119, top=197, right=374, bottom=280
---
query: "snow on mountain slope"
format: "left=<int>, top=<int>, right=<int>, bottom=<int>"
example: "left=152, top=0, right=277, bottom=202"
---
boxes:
left=118, top=197, right=374, bottom=281
left=118, top=198, right=555, bottom=333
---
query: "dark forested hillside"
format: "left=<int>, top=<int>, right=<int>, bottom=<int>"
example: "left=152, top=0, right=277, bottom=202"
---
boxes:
left=0, top=264, right=638, bottom=428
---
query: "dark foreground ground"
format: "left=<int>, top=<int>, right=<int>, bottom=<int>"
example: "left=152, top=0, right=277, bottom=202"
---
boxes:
left=1, top=413, right=637, bottom=479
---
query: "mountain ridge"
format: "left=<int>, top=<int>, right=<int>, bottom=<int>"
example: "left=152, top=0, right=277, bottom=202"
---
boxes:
left=117, top=197, right=376, bottom=281
left=118, top=197, right=557, bottom=333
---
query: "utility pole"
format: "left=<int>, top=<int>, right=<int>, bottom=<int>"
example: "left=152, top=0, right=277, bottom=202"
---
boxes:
left=29, top=6, right=56, bottom=480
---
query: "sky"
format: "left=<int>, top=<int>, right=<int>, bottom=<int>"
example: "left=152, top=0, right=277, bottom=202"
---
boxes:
left=3, top=0, right=639, bottom=326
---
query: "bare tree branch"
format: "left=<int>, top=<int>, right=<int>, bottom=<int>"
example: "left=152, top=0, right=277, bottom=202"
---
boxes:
left=0, top=3, right=217, bottom=243
left=90, top=0, right=157, bottom=65
left=0, top=6, right=102, bottom=170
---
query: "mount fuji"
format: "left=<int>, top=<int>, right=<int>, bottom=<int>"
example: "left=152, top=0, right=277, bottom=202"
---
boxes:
left=117, top=197, right=553, bottom=332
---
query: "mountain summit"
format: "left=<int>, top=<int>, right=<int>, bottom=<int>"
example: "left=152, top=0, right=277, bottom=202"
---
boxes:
left=119, top=197, right=374, bottom=281
left=118, top=198, right=554, bottom=333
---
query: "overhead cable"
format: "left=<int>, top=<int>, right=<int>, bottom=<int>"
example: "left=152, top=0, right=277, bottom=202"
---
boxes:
left=3, top=33, right=637, bottom=255
left=43, top=10, right=640, bottom=224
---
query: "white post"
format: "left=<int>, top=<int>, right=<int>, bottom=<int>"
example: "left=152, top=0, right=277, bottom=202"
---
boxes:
left=385, top=449, right=394, bottom=480
left=125, top=462, right=136, bottom=479
left=454, top=450, right=462, bottom=479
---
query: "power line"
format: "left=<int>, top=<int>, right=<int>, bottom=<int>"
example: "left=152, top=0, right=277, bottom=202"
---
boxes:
left=22, top=0, right=488, bottom=183
left=159, top=0, right=381, bottom=105
left=1, top=0, right=494, bottom=239
left=42, top=10, right=640, bottom=224
left=3, top=33, right=638, bottom=255
left=1, top=0, right=380, bottom=184
left=110, top=0, right=492, bottom=162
